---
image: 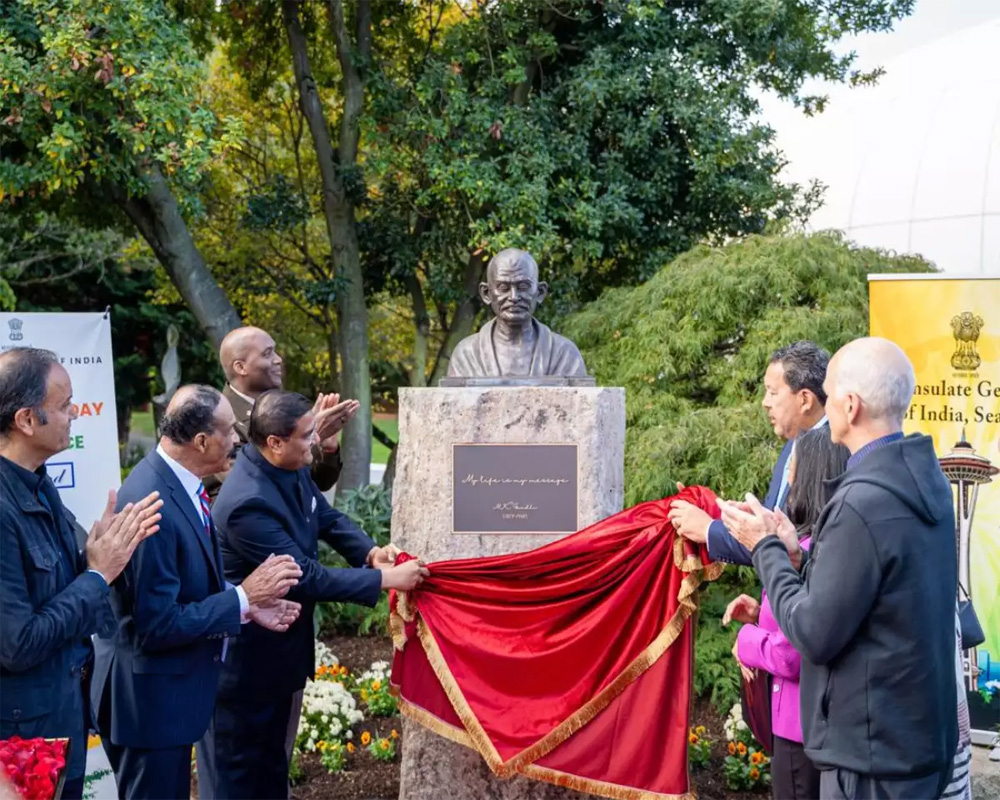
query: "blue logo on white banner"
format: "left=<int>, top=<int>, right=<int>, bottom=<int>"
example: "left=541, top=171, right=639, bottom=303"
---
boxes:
left=0, top=312, right=120, bottom=530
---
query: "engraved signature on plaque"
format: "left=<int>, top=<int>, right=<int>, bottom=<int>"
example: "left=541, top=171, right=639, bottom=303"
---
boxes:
left=452, top=444, right=578, bottom=534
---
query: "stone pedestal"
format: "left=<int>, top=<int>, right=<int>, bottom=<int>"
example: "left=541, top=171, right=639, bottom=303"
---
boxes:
left=392, top=387, right=625, bottom=800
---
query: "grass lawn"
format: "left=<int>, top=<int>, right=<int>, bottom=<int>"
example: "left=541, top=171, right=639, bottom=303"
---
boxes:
left=128, top=410, right=399, bottom=465
left=130, top=408, right=156, bottom=438
left=371, top=417, right=398, bottom=465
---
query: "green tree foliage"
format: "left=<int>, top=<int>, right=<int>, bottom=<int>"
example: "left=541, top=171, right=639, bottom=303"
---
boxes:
left=1, top=0, right=241, bottom=345
left=367, top=0, right=915, bottom=321
left=563, top=230, right=934, bottom=709
left=3, top=216, right=222, bottom=446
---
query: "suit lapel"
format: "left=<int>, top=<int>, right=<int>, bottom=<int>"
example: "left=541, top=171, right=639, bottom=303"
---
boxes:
left=224, top=384, right=254, bottom=444
left=149, top=452, right=221, bottom=584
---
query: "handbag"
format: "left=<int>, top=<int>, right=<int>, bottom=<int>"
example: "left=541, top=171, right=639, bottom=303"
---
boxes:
left=958, top=584, right=985, bottom=650
left=740, top=668, right=773, bottom=756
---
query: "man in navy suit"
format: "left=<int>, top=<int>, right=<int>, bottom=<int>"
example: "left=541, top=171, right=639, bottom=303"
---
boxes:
left=669, top=341, right=829, bottom=565
left=92, top=385, right=304, bottom=800
left=201, top=390, right=428, bottom=799
left=0, top=348, right=161, bottom=800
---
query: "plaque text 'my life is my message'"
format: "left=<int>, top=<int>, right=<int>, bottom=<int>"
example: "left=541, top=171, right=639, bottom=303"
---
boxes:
left=452, top=443, right=578, bottom=535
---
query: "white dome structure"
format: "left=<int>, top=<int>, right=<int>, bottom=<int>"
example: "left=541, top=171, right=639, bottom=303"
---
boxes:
left=774, top=17, right=1000, bottom=275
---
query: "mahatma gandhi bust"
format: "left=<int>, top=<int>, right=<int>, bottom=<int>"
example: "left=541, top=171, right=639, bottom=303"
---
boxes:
left=446, top=248, right=588, bottom=379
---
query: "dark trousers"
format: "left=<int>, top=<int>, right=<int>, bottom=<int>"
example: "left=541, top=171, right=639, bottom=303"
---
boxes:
left=197, top=689, right=294, bottom=800
left=102, top=740, right=192, bottom=800
left=819, top=766, right=953, bottom=800
left=772, top=735, right=821, bottom=800
left=60, top=775, right=84, bottom=800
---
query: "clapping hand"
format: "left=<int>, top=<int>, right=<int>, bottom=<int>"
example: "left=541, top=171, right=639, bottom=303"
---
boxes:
left=718, top=494, right=774, bottom=552
left=312, top=393, right=361, bottom=451
left=248, top=599, right=302, bottom=633
left=86, top=489, right=164, bottom=584
left=722, top=594, right=761, bottom=626
left=241, top=553, right=303, bottom=606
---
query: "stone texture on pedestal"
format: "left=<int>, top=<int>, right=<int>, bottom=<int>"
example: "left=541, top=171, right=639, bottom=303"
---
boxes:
left=392, top=387, right=625, bottom=800
left=392, top=387, right=625, bottom=561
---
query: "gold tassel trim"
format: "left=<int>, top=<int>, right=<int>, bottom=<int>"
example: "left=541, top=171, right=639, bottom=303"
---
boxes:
left=399, top=532, right=724, bottom=794
left=399, top=701, right=698, bottom=800
left=415, top=619, right=509, bottom=771
left=398, top=697, right=475, bottom=750
left=408, top=551, right=723, bottom=776
left=522, top=764, right=697, bottom=800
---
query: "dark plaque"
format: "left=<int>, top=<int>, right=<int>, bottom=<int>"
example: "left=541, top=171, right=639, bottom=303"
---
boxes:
left=452, top=444, right=578, bottom=534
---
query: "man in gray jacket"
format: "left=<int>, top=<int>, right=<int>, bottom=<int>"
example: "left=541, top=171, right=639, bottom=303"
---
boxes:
left=722, top=337, right=958, bottom=800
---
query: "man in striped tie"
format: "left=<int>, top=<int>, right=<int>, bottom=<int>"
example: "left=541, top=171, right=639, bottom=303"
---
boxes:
left=92, top=385, right=304, bottom=799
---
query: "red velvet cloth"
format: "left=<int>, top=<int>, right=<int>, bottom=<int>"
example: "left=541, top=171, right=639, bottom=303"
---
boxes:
left=390, top=487, right=721, bottom=800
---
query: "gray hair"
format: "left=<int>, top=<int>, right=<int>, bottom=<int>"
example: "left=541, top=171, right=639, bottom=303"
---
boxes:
left=769, top=341, right=830, bottom=404
left=0, top=347, right=59, bottom=434
left=160, top=385, right=222, bottom=444
left=832, top=338, right=915, bottom=425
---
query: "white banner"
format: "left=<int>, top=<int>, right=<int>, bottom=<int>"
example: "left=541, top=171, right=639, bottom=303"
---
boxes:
left=1, top=312, right=121, bottom=531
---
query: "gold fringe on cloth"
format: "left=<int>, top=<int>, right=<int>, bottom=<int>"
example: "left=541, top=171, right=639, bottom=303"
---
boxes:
left=522, top=764, right=698, bottom=800
left=389, top=538, right=723, bottom=798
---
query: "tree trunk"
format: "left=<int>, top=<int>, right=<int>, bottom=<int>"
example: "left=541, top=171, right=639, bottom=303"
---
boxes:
left=429, top=251, right=488, bottom=385
left=405, top=271, right=430, bottom=387
left=283, top=0, right=372, bottom=491
left=113, top=166, right=241, bottom=349
left=325, top=324, right=342, bottom=393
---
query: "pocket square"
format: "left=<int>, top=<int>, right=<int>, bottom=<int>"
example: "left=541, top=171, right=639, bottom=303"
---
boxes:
left=311, top=496, right=317, bottom=512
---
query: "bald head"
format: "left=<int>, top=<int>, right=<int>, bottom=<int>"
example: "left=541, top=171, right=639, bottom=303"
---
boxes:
left=823, top=337, right=914, bottom=448
left=486, top=249, right=539, bottom=283
left=219, top=326, right=283, bottom=395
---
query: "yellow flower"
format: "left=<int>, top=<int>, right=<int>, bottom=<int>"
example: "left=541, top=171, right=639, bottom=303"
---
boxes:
left=340, top=666, right=348, bottom=676
left=361, top=731, right=371, bottom=746
left=360, top=689, right=369, bottom=701
left=372, top=679, right=382, bottom=692
left=390, top=729, right=399, bottom=739
left=695, top=726, right=706, bottom=736
left=750, top=767, right=760, bottom=780
left=751, top=751, right=764, bottom=765
left=737, top=742, right=747, bottom=756
left=727, top=742, right=736, bottom=755
left=380, top=739, right=390, bottom=751
left=347, top=743, right=356, bottom=754
left=688, top=732, right=698, bottom=744
left=317, top=740, right=326, bottom=751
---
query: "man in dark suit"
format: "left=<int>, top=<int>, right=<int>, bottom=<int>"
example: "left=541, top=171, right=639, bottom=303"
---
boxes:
left=201, top=390, right=427, bottom=799
left=92, top=385, right=304, bottom=800
left=0, top=348, right=161, bottom=800
left=203, top=326, right=359, bottom=501
left=669, top=341, right=829, bottom=565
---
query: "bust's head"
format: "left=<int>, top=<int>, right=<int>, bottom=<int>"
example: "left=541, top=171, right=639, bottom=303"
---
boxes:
left=480, top=249, right=548, bottom=330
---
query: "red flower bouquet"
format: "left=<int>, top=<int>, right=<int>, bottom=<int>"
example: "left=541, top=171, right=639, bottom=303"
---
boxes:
left=0, top=737, right=70, bottom=800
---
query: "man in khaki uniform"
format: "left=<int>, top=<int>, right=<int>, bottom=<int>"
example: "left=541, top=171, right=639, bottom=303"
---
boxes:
left=203, top=327, right=358, bottom=501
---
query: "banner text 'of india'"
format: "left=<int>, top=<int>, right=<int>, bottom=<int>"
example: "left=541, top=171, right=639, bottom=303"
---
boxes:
left=1, top=312, right=121, bottom=531
left=869, top=276, right=999, bottom=701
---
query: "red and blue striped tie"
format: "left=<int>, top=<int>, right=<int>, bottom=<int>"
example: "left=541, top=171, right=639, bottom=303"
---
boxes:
left=197, top=483, right=212, bottom=538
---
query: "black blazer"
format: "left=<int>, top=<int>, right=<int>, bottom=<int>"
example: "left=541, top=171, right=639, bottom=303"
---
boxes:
left=212, top=445, right=382, bottom=697
left=0, top=457, right=114, bottom=780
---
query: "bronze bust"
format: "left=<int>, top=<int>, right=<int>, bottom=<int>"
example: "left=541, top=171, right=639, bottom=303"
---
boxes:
left=445, top=249, right=588, bottom=380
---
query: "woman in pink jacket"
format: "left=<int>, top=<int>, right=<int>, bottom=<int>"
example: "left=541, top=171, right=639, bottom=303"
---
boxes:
left=724, top=427, right=849, bottom=800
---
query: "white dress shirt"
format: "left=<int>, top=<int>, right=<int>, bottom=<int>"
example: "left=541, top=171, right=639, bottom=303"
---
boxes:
left=156, top=445, right=249, bottom=654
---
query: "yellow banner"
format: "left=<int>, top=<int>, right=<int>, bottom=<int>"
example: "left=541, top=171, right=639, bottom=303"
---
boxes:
left=869, top=276, right=999, bottom=690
